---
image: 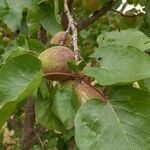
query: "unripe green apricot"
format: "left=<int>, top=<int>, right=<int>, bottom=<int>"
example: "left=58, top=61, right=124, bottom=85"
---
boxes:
left=38, top=46, right=75, bottom=80
left=123, top=16, right=137, bottom=25
left=74, top=0, right=82, bottom=7
left=82, top=0, right=100, bottom=12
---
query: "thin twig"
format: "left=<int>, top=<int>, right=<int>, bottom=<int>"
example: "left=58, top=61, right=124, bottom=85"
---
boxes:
left=64, top=0, right=81, bottom=61
left=35, top=132, right=45, bottom=150
left=67, top=0, right=74, bottom=14
left=76, top=0, right=115, bottom=31
left=61, top=0, right=74, bottom=30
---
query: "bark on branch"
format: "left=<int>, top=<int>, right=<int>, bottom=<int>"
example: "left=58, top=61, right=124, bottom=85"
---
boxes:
left=21, top=97, right=35, bottom=150
left=64, top=0, right=81, bottom=61
left=61, top=0, right=74, bottom=30
left=76, top=0, right=115, bottom=31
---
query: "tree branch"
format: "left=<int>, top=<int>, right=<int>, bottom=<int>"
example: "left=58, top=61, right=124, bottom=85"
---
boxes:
left=64, top=0, right=81, bottom=61
left=76, top=0, right=115, bottom=31
left=21, top=96, right=36, bottom=150
left=61, top=0, right=74, bottom=30
left=67, top=0, right=74, bottom=14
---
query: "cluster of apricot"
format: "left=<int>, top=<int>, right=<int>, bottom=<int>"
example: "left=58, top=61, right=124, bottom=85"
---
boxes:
left=38, top=31, right=104, bottom=104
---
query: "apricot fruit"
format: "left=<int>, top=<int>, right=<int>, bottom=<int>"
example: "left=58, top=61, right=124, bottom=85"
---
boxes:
left=82, top=0, right=100, bottom=12
left=75, top=81, right=103, bottom=103
left=39, top=46, right=75, bottom=80
left=51, top=31, right=72, bottom=49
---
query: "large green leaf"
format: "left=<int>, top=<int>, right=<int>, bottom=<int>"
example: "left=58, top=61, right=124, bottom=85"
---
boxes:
left=97, top=29, right=150, bottom=51
left=75, top=86, right=150, bottom=150
left=54, top=0, right=62, bottom=24
left=35, top=80, right=66, bottom=132
left=2, top=0, right=32, bottom=30
left=0, top=54, right=42, bottom=128
left=1, top=36, right=42, bottom=62
left=52, top=85, right=79, bottom=130
left=26, top=0, right=40, bottom=35
left=0, top=0, right=9, bottom=19
left=84, top=46, right=150, bottom=85
left=39, top=1, right=62, bottom=35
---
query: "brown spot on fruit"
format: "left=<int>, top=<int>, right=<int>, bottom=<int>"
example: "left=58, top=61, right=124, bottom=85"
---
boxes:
left=51, top=31, right=72, bottom=49
left=75, top=81, right=104, bottom=103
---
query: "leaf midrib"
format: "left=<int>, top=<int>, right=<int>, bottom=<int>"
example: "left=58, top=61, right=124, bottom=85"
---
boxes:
left=107, top=100, right=134, bottom=150
left=0, top=71, right=41, bottom=109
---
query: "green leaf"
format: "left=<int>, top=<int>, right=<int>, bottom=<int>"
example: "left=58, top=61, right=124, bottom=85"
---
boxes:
left=84, top=46, right=150, bottom=85
left=145, top=1, right=150, bottom=26
left=26, top=0, right=40, bottom=35
left=2, top=0, right=32, bottom=30
left=4, top=47, right=27, bottom=61
left=0, top=54, right=42, bottom=128
left=16, top=34, right=28, bottom=48
left=0, top=0, right=9, bottom=19
left=97, top=29, right=150, bottom=51
left=52, top=85, right=79, bottom=130
left=2, top=37, right=40, bottom=62
left=35, top=80, right=65, bottom=132
left=0, top=64, right=2, bottom=70
left=0, top=41, right=7, bottom=53
left=54, top=0, right=61, bottom=24
left=140, top=21, right=150, bottom=38
left=19, top=10, right=28, bottom=36
left=28, top=39, right=45, bottom=53
left=75, top=86, right=150, bottom=150
left=139, top=78, right=150, bottom=91
left=39, top=1, right=62, bottom=35
left=1, top=38, right=30, bottom=62
left=0, top=48, right=4, bottom=55
left=67, top=60, right=86, bottom=72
